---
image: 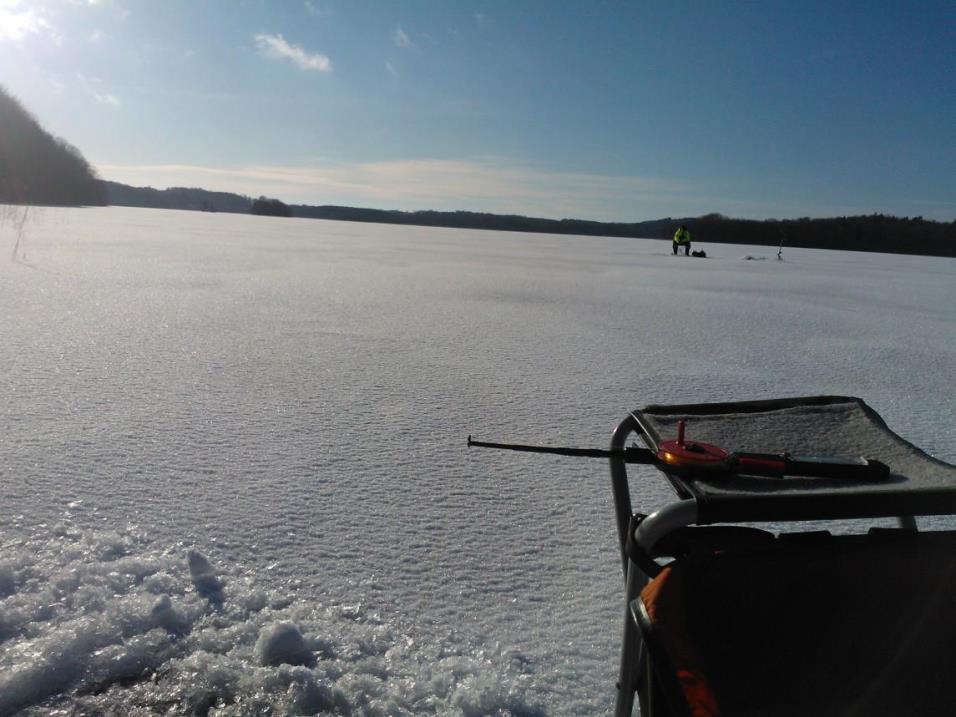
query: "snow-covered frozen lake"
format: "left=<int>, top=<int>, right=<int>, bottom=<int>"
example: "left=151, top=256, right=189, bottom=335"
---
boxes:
left=2, top=206, right=954, bottom=715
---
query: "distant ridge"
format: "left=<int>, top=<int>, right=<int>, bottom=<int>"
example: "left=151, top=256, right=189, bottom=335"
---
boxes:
left=0, top=85, right=106, bottom=206
left=102, top=181, right=955, bottom=258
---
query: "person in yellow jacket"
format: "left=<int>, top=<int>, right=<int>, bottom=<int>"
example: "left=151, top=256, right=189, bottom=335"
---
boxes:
left=673, top=225, right=691, bottom=255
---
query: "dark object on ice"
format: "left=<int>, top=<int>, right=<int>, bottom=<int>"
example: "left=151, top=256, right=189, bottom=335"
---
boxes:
left=187, top=550, right=224, bottom=604
left=256, top=622, right=316, bottom=667
left=690, top=250, right=707, bottom=258
left=470, top=396, right=956, bottom=717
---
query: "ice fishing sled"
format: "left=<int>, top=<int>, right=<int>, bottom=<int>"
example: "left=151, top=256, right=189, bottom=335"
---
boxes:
left=469, top=395, right=956, bottom=717
left=610, top=396, right=956, bottom=717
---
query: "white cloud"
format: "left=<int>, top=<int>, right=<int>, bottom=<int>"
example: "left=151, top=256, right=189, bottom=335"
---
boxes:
left=385, top=61, right=397, bottom=77
left=0, top=2, right=53, bottom=42
left=393, top=26, right=417, bottom=51
left=254, top=33, right=331, bottom=72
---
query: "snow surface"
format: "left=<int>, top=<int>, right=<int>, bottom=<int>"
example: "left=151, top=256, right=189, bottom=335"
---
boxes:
left=1, top=206, right=954, bottom=715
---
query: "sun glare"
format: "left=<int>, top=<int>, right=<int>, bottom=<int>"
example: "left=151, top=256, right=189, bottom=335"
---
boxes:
left=0, top=1, right=51, bottom=43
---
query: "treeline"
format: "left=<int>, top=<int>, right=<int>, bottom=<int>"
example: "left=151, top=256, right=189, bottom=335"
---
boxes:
left=250, top=196, right=292, bottom=217
left=103, top=181, right=252, bottom=213
left=0, top=85, right=106, bottom=206
left=682, top=213, right=954, bottom=258
left=102, top=183, right=296, bottom=218
left=289, top=206, right=955, bottom=257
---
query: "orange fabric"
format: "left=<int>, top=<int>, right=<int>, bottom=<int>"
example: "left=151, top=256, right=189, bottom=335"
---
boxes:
left=641, top=566, right=720, bottom=717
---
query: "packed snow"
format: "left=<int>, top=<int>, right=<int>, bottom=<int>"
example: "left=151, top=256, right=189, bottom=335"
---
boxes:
left=1, top=206, right=954, bottom=715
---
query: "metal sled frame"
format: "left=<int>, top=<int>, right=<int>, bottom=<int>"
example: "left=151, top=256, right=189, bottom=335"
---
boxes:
left=606, top=396, right=956, bottom=717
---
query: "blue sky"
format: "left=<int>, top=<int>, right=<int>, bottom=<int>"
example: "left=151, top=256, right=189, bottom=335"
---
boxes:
left=2, top=0, right=953, bottom=221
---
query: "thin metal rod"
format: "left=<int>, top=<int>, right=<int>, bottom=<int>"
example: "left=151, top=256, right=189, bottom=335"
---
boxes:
left=614, top=557, right=647, bottom=717
left=608, top=415, right=640, bottom=579
left=634, top=500, right=699, bottom=554
left=467, top=436, right=656, bottom=464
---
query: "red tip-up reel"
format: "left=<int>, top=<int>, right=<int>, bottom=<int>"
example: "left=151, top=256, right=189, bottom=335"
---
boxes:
left=656, top=420, right=730, bottom=471
left=655, top=420, right=890, bottom=480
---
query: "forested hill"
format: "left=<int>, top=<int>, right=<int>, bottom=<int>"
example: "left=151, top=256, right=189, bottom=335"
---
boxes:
left=0, top=85, right=106, bottom=206
left=102, top=181, right=252, bottom=213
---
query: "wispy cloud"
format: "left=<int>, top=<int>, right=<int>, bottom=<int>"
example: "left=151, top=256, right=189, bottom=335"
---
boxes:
left=94, top=92, right=120, bottom=107
left=254, top=33, right=331, bottom=72
left=95, top=158, right=689, bottom=221
left=385, top=61, right=398, bottom=77
left=102, top=158, right=947, bottom=221
left=76, top=72, right=121, bottom=108
left=303, top=1, right=327, bottom=18
left=48, top=74, right=66, bottom=94
left=84, top=0, right=130, bottom=21
left=393, top=26, right=417, bottom=51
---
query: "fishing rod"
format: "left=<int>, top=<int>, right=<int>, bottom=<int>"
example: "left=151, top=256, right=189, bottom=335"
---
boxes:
left=466, top=436, right=657, bottom=463
left=468, top=420, right=890, bottom=480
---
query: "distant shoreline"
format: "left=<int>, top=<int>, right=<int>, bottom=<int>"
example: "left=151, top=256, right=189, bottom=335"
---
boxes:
left=6, top=82, right=950, bottom=258
left=51, top=180, right=956, bottom=259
